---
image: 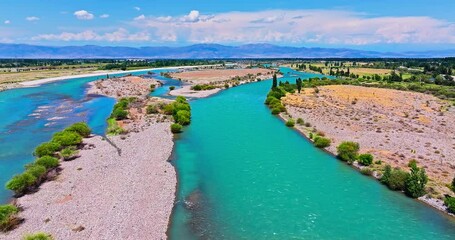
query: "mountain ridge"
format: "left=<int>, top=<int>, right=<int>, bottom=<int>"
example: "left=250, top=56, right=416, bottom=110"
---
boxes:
left=0, top=43, right=454, bottom=58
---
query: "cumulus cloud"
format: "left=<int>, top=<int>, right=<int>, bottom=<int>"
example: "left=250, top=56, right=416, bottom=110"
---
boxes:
left=100, top=14, right=109, bottom=19
left=74, top=10, right=94, bottom=20
left=4, top=20, right=10, bottom=24
left=134, top=7, right=141, bottom=11
left=31, top=28, right=150, bottom=42
left=134, top=15, right=146, bottom=21
left=26, top=16, right=40, bottom=21
left=131, top=9, right=455, bottom=45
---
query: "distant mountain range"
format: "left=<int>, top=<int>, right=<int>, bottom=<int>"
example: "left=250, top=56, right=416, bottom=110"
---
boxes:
left=0, top=43, right=454, bottom=58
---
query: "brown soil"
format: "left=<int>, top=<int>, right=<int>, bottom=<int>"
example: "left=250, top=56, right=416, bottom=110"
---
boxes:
left=282, top=85, right=455, bottom=197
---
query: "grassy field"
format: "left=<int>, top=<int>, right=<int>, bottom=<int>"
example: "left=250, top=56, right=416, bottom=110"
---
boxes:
left=0, top=65, right=104, bottom=84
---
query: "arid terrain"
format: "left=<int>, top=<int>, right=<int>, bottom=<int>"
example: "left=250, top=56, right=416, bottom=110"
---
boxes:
left=281, top=85, right=455, bottom=197
left=87, top=75, right=160, bottom=99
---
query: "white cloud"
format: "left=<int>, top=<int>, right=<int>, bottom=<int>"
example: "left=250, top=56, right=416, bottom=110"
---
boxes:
left=134, top=7, right=141, bottom=11
left=74, top=10, right=94, bottom=20
left=32, top=28, right=150, bottom=42
left=26, top=16, right=40, bottom=21
left=131, top=10, right=455, bottom=45
left=4, top=20, right=10, bottom=24
left=100, top=14, right=109, bottom=19
left=134, top=15, right=146, bottom=21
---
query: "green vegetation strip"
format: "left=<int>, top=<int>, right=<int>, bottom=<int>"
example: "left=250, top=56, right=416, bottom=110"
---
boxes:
left=0, top=122, right=91, bottom=232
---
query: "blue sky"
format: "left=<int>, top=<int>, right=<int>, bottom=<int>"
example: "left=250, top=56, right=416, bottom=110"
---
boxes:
left=1, top=0, right=454, bottom=51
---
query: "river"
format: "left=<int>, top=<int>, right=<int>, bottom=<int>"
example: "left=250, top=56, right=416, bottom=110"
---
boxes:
left=0, top=67, right=454, bottom=239
left=169, top=68, right=455, bottom=239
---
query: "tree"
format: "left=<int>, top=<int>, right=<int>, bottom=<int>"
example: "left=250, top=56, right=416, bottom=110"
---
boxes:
left=296, top=78, right=302, bottom=93
left=404, top=164, right=428, bottom=198
left=337, top=141, right=359, bottom=163
left=272, top=73, right=277, bottom=89
left=381, top=165, right=392, bottom=184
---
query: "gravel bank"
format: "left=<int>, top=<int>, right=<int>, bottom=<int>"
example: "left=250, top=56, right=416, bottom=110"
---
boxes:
left=3, top=122, right=175, bottom=240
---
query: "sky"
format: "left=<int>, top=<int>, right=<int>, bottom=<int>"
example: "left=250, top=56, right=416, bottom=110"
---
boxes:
left=1, top=0, right=454, bottom=51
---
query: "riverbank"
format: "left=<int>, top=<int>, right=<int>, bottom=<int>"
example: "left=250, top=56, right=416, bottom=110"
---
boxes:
left=279, top=85, right=455, bottom=216
left=0, top=65, right=221, bottom=91
left=168, top=68, right=279, bottom=98
left=3, top=122, right=175, bottom=239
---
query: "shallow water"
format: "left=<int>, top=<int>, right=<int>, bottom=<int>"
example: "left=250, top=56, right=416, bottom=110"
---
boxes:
left=0, top=69, right=180, bottom=203
left=169, top=68, right=455, bottom=239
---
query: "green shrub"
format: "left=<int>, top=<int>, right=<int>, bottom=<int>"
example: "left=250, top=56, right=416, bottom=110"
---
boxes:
left=360, top=168, right=373, bottom=176
left=191, top=84, right=216, bottom=91
left=35, top=156, right=59, bottom=169
left=174, top=110, right=191, bottom=125
left=171, top=123, right=183, bottom=133
left=111, top=108, right=128, bottom=120
left=358, top=154, right=374, bottom=166
left=296, top=118, right=304, bottom=125
left=23, top=232, right=54, bottom=240
left=25, top=164, right=47, bottom=178
left=65, top=122, right=91, bottom=137
left=452, top=176, right=455, bottom=192
left=285, top=119, right=295, bottom=127
left=309, top=132, right=313, bottom=139
left=169, top=86, right=176, bottom=90
left=107, top=118, right=125, bottom=135
left=271, top=108, right=281, bottom=115
left=383, top=167, right=409, bottom=191
left=175, top=96, right=187, bottom=103
left=5, top=173, right=37, bottom=194
left=51, top=131, right=82, bottom=147
left=61, top=146, right=78, bottom=161
left=314, top=137, right=331, bottom=148
left=34, top=142, right=61, bottom=157
left=163, top=104, right=175, bottom=115
left=337, top=141, right=360, bottom=163
left=404, top=164, right=428, bottom=198
left=0, top=204, right=19, bottom=232
left=444, top=196, right=455, bottom=213
left=146, top=104, right=159, bottom=114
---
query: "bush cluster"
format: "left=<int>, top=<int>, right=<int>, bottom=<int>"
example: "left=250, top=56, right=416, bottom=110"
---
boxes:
left=191, top=84, right=216, bottom=91
left=0, top=204, right=19, bottom=232
left=380, top=162, right=428, bottom=198
left=165, top=96, right=192, bottom=133
left=285, top=119, right=295, bottom=127
left=358, top=153, right=374, bottom=166
left=171, top=123, right=183, bottom=133
left=380, top=165, right=409, bottom=191
left=336, top=141, right=359, bottom=163
left=444, top=196, right=455, bottom=214
left=6, top=123, right=91, bottom=196
left=110, top=97, right=135, bottom=120
left=313, top=136, right=331, bottom=148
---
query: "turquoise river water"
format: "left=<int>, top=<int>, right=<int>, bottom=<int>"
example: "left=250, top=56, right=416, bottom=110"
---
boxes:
left=169, top=68, right=455, bottom=239
left=0, top=69, right=181, bottom=203
left=0, top=67, right=454, bottom=239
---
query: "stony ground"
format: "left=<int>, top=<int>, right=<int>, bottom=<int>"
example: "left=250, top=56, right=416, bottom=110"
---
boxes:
left=3, top=122, right=175, bottom=240
left=282, top=85, right=455, bottom=197
left=87, top=76, right=160, bottom=99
